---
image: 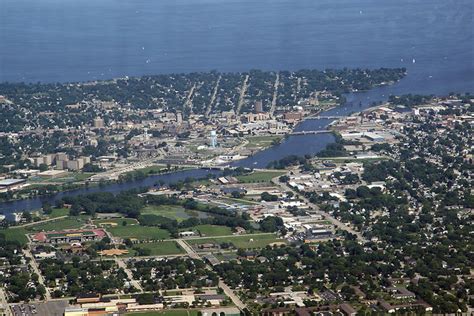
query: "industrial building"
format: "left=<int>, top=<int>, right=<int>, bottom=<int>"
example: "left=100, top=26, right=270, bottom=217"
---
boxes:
left=0, top=178, right=26, bottom=191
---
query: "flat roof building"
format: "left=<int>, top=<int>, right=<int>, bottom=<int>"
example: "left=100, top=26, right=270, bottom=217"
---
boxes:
left=0, top=178, right=26, bottom=191
left=33, top=229, right=106, bottom=244
left=37, top=169, right=68, bottom=179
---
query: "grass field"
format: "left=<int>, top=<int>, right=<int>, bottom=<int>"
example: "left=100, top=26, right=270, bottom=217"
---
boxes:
left=0, top=227, right=29, bottom=245
left=126, top=165, right=167, bottom=175
left=141, top=205, right=190, bottom=222
left=244, top=135, right=282, bottom=148
left=27, top=216, right=88, bottom=232
left=47, top=208, right=69, bottom=218
left=236, top=170, right=286, bottom=183
left=219, top=197, right=259, bottom=206
left=108, top=225, right=170, bottom=240
left=129, top=241, right=184, bottom=256
left=193, top=224, right=233, bottom=237
left=94, top=218, right=138, bottom=227
left=126, top=310, right=198, bottom=316
left=188, top=233, right=285, bottom=249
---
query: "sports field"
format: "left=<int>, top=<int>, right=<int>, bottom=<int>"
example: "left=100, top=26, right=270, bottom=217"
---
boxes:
left=188, top=233, right=285, bottom=249
left=236, top=170, right=286, bottom=183
left=0, top=227, right=28, bottom=245
left=141, top=205, right=191, bottom=222
left=94, top=218, right=138, bottom=227
left=193, top=224, right=233, bottom=237
left=108, top=225, right=170, bottom=240
left=27, top=216, right=88, bottom=232
left=129, top=241, right=184, bottom=256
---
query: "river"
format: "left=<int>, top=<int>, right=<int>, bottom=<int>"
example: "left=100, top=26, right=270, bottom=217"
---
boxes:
left=0, top=86, right=396, bottom=214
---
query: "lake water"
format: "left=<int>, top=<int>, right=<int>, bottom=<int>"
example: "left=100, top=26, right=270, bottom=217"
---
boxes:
left=0, top=0, right=472, bottom=213
left=0, top=0, right=472, bottom=94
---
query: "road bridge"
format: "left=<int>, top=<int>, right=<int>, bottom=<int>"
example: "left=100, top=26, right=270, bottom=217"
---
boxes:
left=304, top=116, right=345, bottom=120
left=289, top=130, right=332, bottom=136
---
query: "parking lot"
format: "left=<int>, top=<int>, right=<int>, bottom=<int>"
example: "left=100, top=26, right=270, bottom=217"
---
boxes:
left=11, top=304, right=36, bottom=316
left=11, top=301, right=68, bottom=316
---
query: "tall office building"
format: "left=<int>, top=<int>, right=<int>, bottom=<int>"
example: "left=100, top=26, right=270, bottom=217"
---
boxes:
left=93, top=117, right=105, bottom=128
left=255, top=100, right=263, bottom=113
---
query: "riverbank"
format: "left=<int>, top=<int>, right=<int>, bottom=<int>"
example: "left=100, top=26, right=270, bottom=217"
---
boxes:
left=0, top=82, right=429, bottom=214
left=0, top=166, right=196, bottom=205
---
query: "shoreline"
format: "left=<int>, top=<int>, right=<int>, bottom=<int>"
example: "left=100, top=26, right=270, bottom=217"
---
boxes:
left=0, top=166, right=196, bottom=209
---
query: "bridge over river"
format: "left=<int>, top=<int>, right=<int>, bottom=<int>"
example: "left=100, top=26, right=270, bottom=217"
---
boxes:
left=303, top=115, right=345, bottom=120
left=289, top=130, right=332, bottom=136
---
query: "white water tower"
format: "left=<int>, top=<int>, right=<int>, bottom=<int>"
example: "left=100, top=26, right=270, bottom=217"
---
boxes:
left=210, top=130, right=217, bottom=148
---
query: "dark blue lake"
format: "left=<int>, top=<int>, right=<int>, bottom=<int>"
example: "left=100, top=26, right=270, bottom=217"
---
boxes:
left=0, top=0, right=472, bottom=94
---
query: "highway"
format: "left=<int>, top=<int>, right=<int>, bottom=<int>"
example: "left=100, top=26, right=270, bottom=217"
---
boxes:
left=88, top=154, right=166, bottom=181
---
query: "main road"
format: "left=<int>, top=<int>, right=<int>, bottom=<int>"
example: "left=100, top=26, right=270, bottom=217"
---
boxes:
left=176, top=239, right=247, bottom=310
left=0, top=287, right=12, bottom=316
left=22, top=247, right=51, bottom=300
left=115, top=258, right=144, bottom=292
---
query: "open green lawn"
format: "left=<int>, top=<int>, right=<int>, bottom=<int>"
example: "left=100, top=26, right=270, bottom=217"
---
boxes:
left=219, top=197, right=259, bottom=206
left=0, top=227, right=28, bottom=245
left=108, top=225, right=170, bottom=240
left=236, top=170, right=286, bottom=183
left=141, top=205, right=190, bottom=222
left=27, top=216, right=88, bottom=232
left=193, top=224, right=233, bottom=237
left=47, top=208, right=69, bottom=218
left=126, top=165, right=167, bottom=175
left=126, top=310, right=198, bottom=316
left=94, top=218, right=138, bottom=227
left=128, top=241, right=184, bottom=256
left=244, top=135, right=282, bottom=148
left=188, top=233, right=285, bottom=249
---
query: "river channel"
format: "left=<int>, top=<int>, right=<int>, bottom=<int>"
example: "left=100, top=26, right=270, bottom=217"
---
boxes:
left=0, top=85, right=397, bottom=215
